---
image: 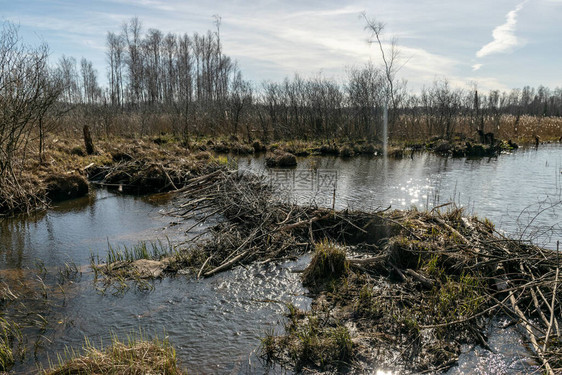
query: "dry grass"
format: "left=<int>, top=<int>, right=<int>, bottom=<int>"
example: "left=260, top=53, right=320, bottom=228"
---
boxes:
left=0, top=132, right=232, bottom=216
left=43, top=334, right=184, bottom=375
left=392, top=114, right=562, bottom=144
left=496, top=115, right=562, bottom=143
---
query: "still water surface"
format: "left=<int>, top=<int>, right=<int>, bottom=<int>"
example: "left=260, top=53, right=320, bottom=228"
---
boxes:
left=0, top=144, right=560, bottom=374
left=239, top=144, right=562, bottom=249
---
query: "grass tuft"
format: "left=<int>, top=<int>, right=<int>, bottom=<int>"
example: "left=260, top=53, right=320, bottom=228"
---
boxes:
left=302, top=241, right=348, bottom=289
left=43, top=333, right=184, bottom=375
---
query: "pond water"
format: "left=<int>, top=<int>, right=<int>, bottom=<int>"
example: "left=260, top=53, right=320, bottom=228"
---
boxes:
left=238, top=144, right=562, bottom=250
left=0, top=144, right=560, bottom=374
left=0, top=189, right=310, bottom=374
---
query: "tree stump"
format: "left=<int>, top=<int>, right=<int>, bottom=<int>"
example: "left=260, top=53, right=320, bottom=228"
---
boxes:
left=83, top=125, right=95, bottom=155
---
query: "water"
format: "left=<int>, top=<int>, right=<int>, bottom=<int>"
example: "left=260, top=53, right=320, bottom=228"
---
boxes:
left=238, top=144, right=562, bottom=250
left=0, top=188, right=310, bottom=374
left=0, top=144, right=561, bottom=374
left=445, top=319, right=538, bottom=375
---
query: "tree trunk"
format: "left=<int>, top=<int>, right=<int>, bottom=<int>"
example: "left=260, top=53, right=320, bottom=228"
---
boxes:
left=83, top=125, right=95, bottom=155
left=39, top=117, right=44, bottom=164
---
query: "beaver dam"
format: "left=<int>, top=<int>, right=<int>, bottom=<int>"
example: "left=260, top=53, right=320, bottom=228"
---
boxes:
left=89, top=169, right=562, bottom=374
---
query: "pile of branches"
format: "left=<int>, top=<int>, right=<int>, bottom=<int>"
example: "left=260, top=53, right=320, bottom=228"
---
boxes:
left=261, top=207, right=562, bottom=373
left=383, top=208, right=562, bottom=374
left=169, top=170, right=332, bottom=277
left=167, top=171, right=562, bottom=373
left=86, top=156, right=221, bottom=195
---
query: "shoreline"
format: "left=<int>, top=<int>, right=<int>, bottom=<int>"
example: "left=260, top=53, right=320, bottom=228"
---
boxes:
left=90, top=170, right=560, bottom=374
left=3, top=132, right=560, bottom=218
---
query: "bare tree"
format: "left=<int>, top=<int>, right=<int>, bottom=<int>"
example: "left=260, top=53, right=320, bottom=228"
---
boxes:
left=0, top=22, right=61, bottom=212
left=176, top=33, right=193, bottom=143
left=123, top=17, right=144, bottom=106
left=228, top=70, right=252, bottom=139
left=58, top=55, right=81, bottom=104
left=106, top=31, right=125, bottom=107
left=347, top=63, right=385, bottom=140
left=80, top=58, right=101, bottom=104
left=162, top=33, right=177, bottom=105
left=143, top=28, right=163, bottom=105
left=363, top=13, right=401, bottom=115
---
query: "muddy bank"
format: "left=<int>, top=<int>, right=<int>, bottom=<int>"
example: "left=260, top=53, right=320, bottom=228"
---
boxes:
left=45, top=174, right=89, bottom=202
left=0, top=135, right=230, bottom=216
left=266, top=150, right=298, bottom=167
left=1, top=129, right=535, bottom=217
left=92, top=170, right=561, bottom=374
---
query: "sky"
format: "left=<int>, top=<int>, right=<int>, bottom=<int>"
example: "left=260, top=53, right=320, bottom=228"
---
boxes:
left=2, top=0, right=561, bottom=93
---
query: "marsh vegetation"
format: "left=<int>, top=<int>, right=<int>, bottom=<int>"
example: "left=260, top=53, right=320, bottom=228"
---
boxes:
left=1, top=14, right=561, bottom=375
left=42, top=334, right=183, bottom=375
left=82, top=169, right=561, bottom=373
left=2, top=18, right=562, bottom=217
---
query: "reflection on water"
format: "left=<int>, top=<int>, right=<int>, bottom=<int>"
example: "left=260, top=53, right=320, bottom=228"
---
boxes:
left=0, top=145, right=560, bottom=374
left=0, top=188, right=186, bottom=270
left=238, top=144, right=562, bottom=249
left=0, top=187, right=310, bottom=374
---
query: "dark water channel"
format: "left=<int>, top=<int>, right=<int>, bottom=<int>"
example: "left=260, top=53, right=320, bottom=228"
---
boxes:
left=0, top=144, right=560, bottom=374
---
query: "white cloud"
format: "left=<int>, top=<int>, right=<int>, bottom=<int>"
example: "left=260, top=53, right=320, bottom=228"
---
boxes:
left=465, top=76, right=510, bottom=91
left=476, top=1, right=527, bottom=58
left=222, top=6, right=460, bottom=86
left=7, top=0, right=558, bottom=91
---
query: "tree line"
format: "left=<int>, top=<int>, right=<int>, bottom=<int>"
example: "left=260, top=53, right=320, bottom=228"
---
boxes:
left=3, top=16, right=562, bottom=158
left=43, top=17, right=561, bottom=144
left=4, top=17, right=562, bottom=213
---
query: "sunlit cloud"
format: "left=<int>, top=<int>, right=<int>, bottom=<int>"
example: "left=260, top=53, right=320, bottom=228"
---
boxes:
left=3, top=0, right=560, bottom=91
left=476, top=1, right=527, bottom=58
left=224, top=7, right=459, bottom=86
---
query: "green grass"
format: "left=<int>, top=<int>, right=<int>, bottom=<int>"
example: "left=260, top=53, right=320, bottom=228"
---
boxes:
left=302, top=240, right=349, bottom=289
left=261, top=303, right=353, bottom=372
left=0, top=317, right=22, bottom=372
left=288, top=316, right=353, bottom=371
left=97, top=238, right=177, bottom=265
left=91, top=239, right=177, bottom=295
